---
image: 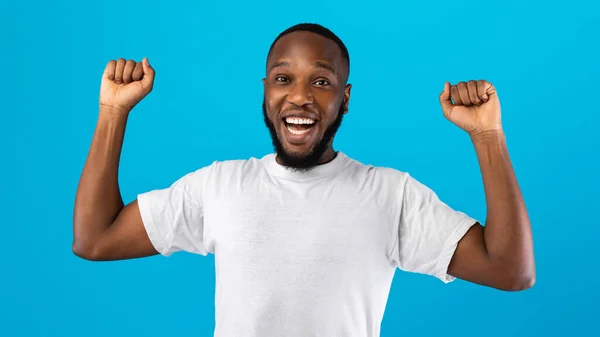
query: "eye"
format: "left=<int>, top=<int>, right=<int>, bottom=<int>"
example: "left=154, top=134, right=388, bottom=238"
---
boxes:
left=313, top=79, right=330, bottom=86
left=275, top=76, right=289, bottom=83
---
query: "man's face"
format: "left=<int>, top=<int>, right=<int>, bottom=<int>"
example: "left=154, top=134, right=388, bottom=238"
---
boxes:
left=262, top=31, right=351, bottom=170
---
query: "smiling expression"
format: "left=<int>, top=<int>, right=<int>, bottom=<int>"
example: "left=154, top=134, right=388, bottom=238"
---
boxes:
left=262, top=30, right=352, bottom=170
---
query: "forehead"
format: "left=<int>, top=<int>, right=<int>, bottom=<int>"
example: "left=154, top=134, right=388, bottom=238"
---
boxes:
left=267, top=31, right=344, bottom=72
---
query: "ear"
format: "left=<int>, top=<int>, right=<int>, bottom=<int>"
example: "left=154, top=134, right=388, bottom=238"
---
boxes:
left=342, top=84, right=352, bottom=114
left=262, top=78, right=266, bottom=89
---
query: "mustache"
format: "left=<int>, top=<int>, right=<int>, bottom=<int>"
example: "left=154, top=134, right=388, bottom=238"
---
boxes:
left=280, top=106, right=317, bottom=115
left=263, top=100, right=317, bottom=116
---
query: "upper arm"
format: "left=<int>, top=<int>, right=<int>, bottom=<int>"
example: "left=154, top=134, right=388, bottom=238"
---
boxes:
left=447, top=224, right=516, bottom=290
left=89, top=199, right=159, bottom=261
left=84, top=166, right=211, bottom=261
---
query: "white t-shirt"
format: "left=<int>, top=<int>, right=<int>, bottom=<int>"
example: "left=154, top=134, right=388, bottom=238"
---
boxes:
left=137, top=151, right=477, bottom=337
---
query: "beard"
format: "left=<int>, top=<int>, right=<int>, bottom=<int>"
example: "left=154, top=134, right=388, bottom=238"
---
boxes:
left=262, top=100, right=345, bottom=172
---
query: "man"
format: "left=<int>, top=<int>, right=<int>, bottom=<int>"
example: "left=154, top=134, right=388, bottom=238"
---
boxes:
left=73, top=23, right=535, bottom=336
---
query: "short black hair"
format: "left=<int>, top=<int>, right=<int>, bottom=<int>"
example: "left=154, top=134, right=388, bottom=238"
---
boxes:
left=267, top=23, right=350, bottom=77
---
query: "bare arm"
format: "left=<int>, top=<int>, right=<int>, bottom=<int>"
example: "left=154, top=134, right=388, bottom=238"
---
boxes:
left=439, top=80, right=535, bottom=291
left=72, top=58, right=157, bottom=261
left=447, top=130, right=535, bottom=290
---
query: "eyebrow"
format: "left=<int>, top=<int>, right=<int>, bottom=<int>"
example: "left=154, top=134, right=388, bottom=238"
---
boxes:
left=270, top=61, right=291, bottom=72
left=269, top=60, right=336, bottom=74
left=312, top=61, right=336, bottom=74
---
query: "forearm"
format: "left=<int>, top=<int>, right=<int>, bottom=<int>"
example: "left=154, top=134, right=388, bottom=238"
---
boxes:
left=472, top=130, right=535, bottom=284
left=72, top=108, right=129, bottom=254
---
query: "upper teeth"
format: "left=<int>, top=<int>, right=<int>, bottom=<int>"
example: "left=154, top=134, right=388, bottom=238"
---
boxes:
left=285, top=117, right=315, bottom=125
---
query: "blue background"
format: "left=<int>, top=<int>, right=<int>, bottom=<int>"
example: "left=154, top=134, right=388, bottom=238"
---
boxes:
left=1, top=0, right=598, bottom=336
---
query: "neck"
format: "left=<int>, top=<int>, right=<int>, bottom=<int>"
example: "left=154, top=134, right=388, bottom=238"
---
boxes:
left=316, top=147, right=337, bottom=165
left=275, top=146, right=338, bottom=168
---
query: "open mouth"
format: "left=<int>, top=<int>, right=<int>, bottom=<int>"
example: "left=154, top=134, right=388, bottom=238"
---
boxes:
left=283, top=116, right=317, bottom=135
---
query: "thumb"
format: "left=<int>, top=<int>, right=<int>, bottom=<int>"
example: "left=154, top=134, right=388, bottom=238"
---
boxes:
left=439, top=81, right=453, bottom=115
left=141, top=57, right=155, bottom=91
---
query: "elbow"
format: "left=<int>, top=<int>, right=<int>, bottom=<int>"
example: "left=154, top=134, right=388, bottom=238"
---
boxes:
left=500, top=265, right=536, bottom=291
left=489, top=247, right=536, bottom=291
left=505, top=273, right=536, bottom=291
left=72, top=239, right=103, bottom=261
left=72, top=219, right=106, bottom=261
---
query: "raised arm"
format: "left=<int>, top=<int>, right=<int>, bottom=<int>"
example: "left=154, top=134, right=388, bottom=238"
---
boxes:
left=440, top=80, right=536, bottom=291
left=72, top=58, right=157, bottom=261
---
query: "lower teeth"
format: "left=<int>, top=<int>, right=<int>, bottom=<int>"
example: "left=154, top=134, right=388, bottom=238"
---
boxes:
left=286, top=124, right=312, bottom=135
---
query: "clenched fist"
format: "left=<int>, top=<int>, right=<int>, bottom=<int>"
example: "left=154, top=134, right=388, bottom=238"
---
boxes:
left=439, top=80, right=502, bottom=136
left=99, top=57, right=155, bottom=114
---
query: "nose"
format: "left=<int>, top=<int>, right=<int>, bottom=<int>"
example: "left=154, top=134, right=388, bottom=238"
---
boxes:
left=286, top=82, right=314, bottom=107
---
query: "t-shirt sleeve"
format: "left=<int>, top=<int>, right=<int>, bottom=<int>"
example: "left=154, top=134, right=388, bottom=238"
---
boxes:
left=137, top=166, right=210, bottom=257
left=392, top=174, right=478, bottom=283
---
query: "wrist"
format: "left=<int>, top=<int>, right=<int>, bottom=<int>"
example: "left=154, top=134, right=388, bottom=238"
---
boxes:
left=469, top=128, right=505, bottom=143
left=470, top=129, right=505, bottom=151
left=99, top=104, right=131, bottom=122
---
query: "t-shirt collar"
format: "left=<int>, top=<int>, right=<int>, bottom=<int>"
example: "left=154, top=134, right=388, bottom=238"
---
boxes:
left=264, top=151, right=348, bottom=180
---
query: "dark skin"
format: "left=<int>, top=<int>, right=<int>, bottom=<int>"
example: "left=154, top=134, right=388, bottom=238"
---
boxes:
left=263, top=32, right=535, bottom=291
left=73, top=31, right=535, bottom=292
left=262, top=31, right=351, bottom=166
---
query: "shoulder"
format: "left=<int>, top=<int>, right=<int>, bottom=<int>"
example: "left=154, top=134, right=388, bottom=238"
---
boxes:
left=209, top=154, right=271, bottom=173
left=187, top=153, right=273, bottom=182
left=341, top=153, right=410, bottom=186
left=335, top=153, right=420, bottom=206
